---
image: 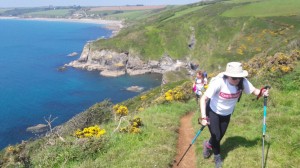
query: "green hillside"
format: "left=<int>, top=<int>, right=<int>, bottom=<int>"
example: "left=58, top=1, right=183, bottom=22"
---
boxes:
left=92, top=0, right=300, bottom=72
left=222, top=0, right=300, bottom=17
left=1, top=0, right=300, bottom=167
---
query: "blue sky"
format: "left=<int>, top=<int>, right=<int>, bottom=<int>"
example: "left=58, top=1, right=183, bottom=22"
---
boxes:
left=0, top=0, right=201, bottom=8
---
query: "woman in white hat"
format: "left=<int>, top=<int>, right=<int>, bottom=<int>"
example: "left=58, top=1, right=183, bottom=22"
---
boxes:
left=199, top=62, right=269, bottom=168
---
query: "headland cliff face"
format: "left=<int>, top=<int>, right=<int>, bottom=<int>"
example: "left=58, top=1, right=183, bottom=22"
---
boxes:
left=66, top=43, right=190, bottom=77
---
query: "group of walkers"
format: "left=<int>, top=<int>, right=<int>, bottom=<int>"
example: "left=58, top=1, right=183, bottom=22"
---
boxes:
left=192, top=62, right=269, bottom=168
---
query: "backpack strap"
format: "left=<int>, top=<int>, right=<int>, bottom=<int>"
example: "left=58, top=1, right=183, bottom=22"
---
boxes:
left=237, top=78, right=244, bottom=102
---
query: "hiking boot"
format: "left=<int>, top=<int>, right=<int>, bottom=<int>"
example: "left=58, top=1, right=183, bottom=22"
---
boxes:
left=214, top=154, right=223, bottom=168
left=202, top=140, right=212, bottom=159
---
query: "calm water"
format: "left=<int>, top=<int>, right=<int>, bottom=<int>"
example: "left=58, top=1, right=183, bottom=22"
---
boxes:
left=0, top=19, right=162, bottom=149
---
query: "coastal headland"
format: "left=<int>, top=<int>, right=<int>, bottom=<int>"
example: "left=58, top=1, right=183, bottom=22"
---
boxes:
left=1, top=16, right=193, bottom=81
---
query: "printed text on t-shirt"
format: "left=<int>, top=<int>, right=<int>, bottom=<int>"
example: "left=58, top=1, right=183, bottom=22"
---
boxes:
left=219, top=91, right=241, bottom=99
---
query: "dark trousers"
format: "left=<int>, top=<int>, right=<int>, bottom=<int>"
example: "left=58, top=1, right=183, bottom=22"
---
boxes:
left=207, top=106, right=231, bottom=155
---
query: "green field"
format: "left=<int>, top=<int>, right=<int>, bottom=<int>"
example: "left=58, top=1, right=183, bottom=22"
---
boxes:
left=98, top=10, right=155, bottom=21
left=24, top=9, right=73, bottom=17
left=164, top=5, right=206, bottom=22
left=222, top=0, right=300, bottom=17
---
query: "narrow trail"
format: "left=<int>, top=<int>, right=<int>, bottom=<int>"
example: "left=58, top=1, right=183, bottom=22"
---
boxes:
left=173, top=112, right=196, bottom=168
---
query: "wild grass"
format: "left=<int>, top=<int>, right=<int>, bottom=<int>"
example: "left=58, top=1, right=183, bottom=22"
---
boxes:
left=1, top=0, right=300, bottom=167
left=163, top=5, right=206, bottom=22
left=26, top=100, right=196, bottom=168
left=222, top=0, right=300, bottom=17
left=73, top=102, right=196, bottom=168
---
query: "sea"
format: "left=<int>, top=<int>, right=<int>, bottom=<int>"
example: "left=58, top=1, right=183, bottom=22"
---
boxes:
left=0, top=19, right=162, bottom=150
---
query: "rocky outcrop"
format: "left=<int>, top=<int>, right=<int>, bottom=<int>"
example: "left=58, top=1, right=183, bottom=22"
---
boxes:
left=65, top=43, right=190, bottom=77
left=126, top=86, right=144, bottom=92
left=26, top=124, right=48, bottom=133
left=67, top=52, right=78, bottom=57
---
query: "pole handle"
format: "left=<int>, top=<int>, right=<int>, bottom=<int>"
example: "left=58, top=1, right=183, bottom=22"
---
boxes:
left=257, top=85, right=271, bottom=100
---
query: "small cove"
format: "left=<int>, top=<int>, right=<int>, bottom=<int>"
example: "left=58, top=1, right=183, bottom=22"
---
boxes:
left=0, top=19, right=162, bottom=149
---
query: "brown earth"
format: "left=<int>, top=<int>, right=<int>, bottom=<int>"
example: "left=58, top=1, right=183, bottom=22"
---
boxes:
left=173, top=112, right=196, bottom=168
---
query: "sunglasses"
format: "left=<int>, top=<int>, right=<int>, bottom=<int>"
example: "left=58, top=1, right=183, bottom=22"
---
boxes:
left=231, top=77, right=243, bottom=80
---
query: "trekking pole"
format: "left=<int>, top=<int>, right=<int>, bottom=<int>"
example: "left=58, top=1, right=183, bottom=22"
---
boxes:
left=177, top=125, right=205, bottom=166
left=258, top=86, right=270, bottom=168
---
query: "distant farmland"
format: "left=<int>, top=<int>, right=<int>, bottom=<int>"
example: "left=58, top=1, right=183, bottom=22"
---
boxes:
left=89, top=5, right=167, bottom=11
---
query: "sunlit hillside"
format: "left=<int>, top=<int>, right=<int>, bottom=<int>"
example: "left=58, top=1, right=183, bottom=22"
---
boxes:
left=0, top=0, right=299, bottom=167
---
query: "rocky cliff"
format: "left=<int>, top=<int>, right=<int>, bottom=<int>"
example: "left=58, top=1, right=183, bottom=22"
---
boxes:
left=65, top=43, right=191, bottom=77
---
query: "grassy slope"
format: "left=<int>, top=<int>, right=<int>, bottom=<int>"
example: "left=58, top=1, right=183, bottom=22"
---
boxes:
left=81, top=0, right=300, bottom=167
left=76, top=102, right=196, bottom=168
left=1, top=0, right=300, bottom=167
left=222, top=0, right=300, bottom=17
left=91, top=0, right=300, bottom=72
left=18, top=65, right=299, bottom=167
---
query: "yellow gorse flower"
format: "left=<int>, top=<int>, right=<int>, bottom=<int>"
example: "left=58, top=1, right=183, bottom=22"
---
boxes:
left=6, top=146, right=15, bottom=153
left=74, top=125, right=106, bottom=138
left=140, top=95, right=147, bottom=101
left=120, top=117, right=143, bottom=134
left=138, top=107, right=144, bottom=112
left=164, top=87, right=186, bottom=102
left=113, top=104, right=129, bottom=116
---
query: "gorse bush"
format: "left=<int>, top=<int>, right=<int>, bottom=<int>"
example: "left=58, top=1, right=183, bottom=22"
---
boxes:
left=113, top=104, right=129, bottom=117
left=155, top=81, right=193, bottom=104
left=140, top=95, right=147, bottom=101
left=120, top=117, right=143, bottom=134
left=243, top=49, right=300, bottom=78
left=1, top=144, right=28, bottom=167
left=5, top=146, right=15, bottom=154
left=74, top=125, right=106, bottom=138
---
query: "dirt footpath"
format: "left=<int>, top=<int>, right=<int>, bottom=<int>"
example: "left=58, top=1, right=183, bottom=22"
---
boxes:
left=173, top=112, right=196, bottom=168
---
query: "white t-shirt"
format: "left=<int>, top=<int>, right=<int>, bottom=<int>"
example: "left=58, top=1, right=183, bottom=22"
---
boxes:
left=195, top=78, right=207, bottom=95
left=204, top=77, right=255, bottom=116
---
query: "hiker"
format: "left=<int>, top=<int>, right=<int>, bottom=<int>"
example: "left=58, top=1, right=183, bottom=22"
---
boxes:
left=203, top=71, right=208, bottom=79
left=199, top=62, right=269, bottom=168
left=193, top=71, right=207, bottom=104
left=203, top=71, right=208, bottom=88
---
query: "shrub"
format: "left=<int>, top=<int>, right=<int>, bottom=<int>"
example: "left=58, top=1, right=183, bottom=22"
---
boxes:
left=154, top=81, right=193, bottom=104
left=74, top=125, right=106, bottom=138
left=113, top=104, right=129, bottom=117
left=120, top=117, right=143, bottom=134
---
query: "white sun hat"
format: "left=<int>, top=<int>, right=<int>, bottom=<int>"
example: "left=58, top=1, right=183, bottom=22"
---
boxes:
left=223, top=62, right=248, bottom=77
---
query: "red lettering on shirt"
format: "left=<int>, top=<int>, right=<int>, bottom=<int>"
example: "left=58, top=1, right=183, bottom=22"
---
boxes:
left=219, top=90, right=241, bottom=99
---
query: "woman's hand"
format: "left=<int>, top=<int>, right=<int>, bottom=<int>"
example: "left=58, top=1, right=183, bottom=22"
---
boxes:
left=263, top=89, right=269, bottom=97
left=256, top=86, right=270, bottom=99
left=199, top=117, right=210, bottom=126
